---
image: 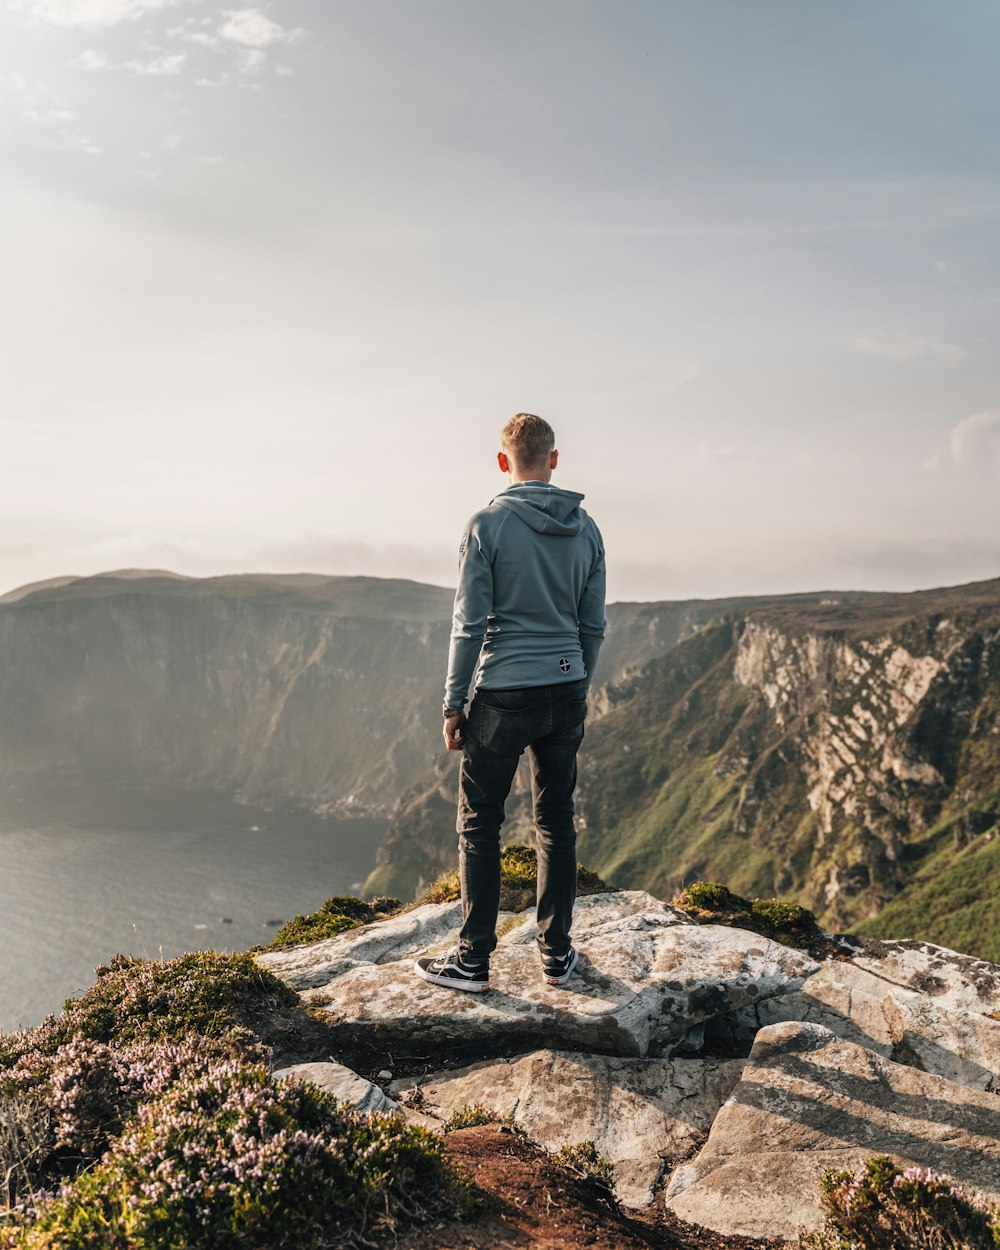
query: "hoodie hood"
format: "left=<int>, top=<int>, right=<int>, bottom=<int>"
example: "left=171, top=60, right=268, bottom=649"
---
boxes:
left=492, top=482, right=585, bottom=536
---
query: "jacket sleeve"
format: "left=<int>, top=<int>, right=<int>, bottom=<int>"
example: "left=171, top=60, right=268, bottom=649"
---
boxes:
left=443, top=521, right=494, bottom=710
left=578, top=537, right=607, bottom=688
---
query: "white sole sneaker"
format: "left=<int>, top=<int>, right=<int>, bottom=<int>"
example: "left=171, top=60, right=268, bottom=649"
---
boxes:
left=542, top=946, right=580, bottom=986
left=413, top=954, right=491, bottom=993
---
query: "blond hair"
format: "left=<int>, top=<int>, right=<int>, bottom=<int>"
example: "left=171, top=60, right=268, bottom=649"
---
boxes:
left=500, top=413, right=555, bottom=469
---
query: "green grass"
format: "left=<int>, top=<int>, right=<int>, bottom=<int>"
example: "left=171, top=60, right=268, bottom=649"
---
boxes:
left=442, top=1104, right=501, bottom=1132
left=581, top=752, right=778, bottom=904
left=854, top=833, right=1000, bottom=961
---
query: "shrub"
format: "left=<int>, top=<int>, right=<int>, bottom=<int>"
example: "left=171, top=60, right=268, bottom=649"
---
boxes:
left=266, top=896, right=402, bottom=949
left=7, top=1061, right=472, bottom=1250
left=553, top=1141, right=614, bottom=1191
left=1, top=1033, right=264, bottom=1216
left=801, top=1155, right=1000, bottom=1250
left=674, top=881, right=823, bottom=950
left=1, top=950, right=473, bottom=1249
left=750, top=898, right=820, bottom=935
left=0, top=951, right=296, bottom=1075
left=442, top=1104, right=500, bottom=1132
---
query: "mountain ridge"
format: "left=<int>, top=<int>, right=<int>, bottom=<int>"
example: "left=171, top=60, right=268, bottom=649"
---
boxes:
left=2, top=567, right=999, bottom=958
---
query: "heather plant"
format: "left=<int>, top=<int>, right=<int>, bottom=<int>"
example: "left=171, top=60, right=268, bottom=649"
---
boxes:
left=0, top=950, right=291, bottom=1220
left=801, top=1155, right=1000, bottom=1250
left=0, top=951, right=296, bottom=1075
left=8, top=1060, right=471, bottom=1250
left=1, top=1033, right=264, bottom=1218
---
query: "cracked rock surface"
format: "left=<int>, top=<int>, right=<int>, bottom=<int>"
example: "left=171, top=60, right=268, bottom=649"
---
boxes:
left=393, top=1049, right=744, bottom=1207
left=258, top=893, right=1000, bottom=1232
left=665, top=1020, right=1000, bottom=1238
left=260, top=892, right=818, bottom=1060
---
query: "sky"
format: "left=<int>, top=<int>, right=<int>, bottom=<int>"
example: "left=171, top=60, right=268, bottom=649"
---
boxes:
left=1, top=0, right=999, bottom=603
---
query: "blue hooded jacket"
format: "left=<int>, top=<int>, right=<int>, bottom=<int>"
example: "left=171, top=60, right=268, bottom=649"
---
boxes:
left=443, top=481, right=607, bottom=710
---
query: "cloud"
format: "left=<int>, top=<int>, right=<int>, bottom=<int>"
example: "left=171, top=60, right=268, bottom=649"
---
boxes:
left=75, top=47, right=185, bottom=75
left=949, top=411, right=1000, bottom=472
left=75, top=48, right=110, bottom=69
left=849, top=334, right=963, bottom=363
left=16, top=0, right=178, bottom=27
left=166, top=7, right=305, bottom=86
left=217, top=8, right=301, bottom=48
left=926, top=410, right=1000, bottom=476
left=126, top=51, right=185, bottom=75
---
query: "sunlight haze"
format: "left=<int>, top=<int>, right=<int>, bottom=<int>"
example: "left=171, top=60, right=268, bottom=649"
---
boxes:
left=2, top=0, right=999, bottom=601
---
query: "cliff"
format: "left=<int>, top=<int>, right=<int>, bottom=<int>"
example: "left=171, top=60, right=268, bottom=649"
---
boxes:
left=0, top=569, right=840, bottom=816
left=4, top=568, right=1000, bottom=958
left=259, top=876, right=1000, bottom=1242
left=0, top=571, right=454, bottom=814
left=7, top=872, right=1000, bottom=1248
left=373, top=578, right=1000, bottom=959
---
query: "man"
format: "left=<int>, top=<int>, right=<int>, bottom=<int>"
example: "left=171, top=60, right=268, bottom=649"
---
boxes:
left=414, top=413, right=607, bottom=993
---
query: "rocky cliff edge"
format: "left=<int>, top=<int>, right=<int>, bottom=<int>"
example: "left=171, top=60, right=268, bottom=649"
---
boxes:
left=259, top=888, right=1000, bottom=1239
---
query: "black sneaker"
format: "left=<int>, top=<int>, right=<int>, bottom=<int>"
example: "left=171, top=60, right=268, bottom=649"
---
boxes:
left=541, top=946, right=579, bottom=987
left=414, top=947, right=490, bottom=993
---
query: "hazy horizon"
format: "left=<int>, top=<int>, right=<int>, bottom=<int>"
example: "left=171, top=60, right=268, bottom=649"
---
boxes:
left=5, top=561, right=1000, bottom=609
left=3, top=0, right=999, bottom=601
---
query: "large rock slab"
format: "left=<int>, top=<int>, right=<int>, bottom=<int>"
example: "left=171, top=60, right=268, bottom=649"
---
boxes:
left=260, top=893, right=818, bottom=1058
left=665, top=1020, right=1000, bottom=1239
left=258, top=891, right=687, bottom=989
left=394, top=1049, right=745, bottom=1207
left=272, top=1061, right=398, bottom=1114
left=735, top=959, right=1000, bottom=1091
left=852, top=937, right=1000, bottom=1014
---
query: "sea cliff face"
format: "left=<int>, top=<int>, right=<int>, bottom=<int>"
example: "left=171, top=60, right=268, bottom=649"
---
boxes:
left=0, top=573, right=452, bottom=814
left=374, top=581, right=1000, bottom=957
left=3, top=569, right=1000, bottom=957
left=0, top=571, right=830, bottom=816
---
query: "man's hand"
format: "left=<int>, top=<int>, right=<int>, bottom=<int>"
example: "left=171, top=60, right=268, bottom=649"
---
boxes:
left=443, top=712, right=466, bottom=751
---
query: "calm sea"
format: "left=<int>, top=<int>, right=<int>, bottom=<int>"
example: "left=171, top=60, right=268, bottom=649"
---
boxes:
left=0, top=781, right=386, bottom=1033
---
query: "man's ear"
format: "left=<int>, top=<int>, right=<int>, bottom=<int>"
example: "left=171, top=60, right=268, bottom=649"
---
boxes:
left=498, top=451, right=510, bottom=473
left=550, top=449, right=559, bottom=470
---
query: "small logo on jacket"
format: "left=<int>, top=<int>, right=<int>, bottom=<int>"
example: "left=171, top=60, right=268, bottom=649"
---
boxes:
left=558, top=657, right=571, bottom=673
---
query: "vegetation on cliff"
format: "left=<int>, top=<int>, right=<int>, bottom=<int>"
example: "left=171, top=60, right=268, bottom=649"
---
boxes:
left=802, top=1155, right=1000, bottom=1250
left=368, top=582, right=1000, bottom=964
left=0, top=950, right=470, bottom=1248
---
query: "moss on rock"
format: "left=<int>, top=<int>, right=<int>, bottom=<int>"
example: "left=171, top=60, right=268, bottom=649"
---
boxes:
left=265, top=896, right=402, bottom=950
left=419, top=845, right=612, bottom=911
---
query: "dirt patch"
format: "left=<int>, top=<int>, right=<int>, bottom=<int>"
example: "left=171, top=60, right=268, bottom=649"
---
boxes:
left=395, top=1124, right=773, bottom=1250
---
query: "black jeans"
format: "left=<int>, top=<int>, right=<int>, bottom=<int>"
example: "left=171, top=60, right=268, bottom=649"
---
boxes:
left=457, top=678, right=588, bottom=962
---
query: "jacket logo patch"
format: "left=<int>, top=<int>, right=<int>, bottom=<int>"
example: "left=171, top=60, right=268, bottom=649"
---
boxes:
left=559, top=657, right=571, bottom=673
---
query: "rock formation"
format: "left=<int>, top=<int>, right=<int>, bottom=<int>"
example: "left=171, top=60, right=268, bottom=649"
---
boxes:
left=260, top=886, right=1000, bottom=1239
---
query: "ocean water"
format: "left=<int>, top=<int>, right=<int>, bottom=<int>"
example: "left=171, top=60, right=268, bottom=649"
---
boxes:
left=0, top=782, right=386, bottom=1033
